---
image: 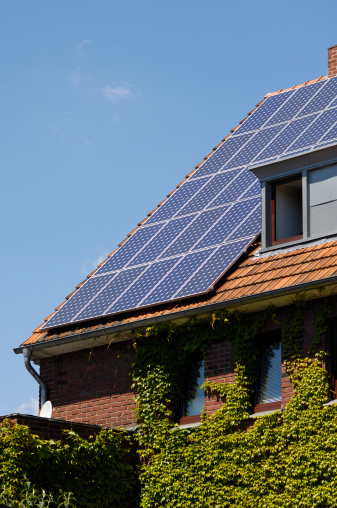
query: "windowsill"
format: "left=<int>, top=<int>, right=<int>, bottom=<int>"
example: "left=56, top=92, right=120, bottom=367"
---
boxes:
left=324, top=398, right=337, bottom=406
left=180, top=414, right=201, bottom=425
left=260, top=230, right=337, bottom=254
left=271, top=234, right=303, bottom=247
left=254, top=401, right=282, bottom=413
left=178, top=420, right=202, bottom=429
left=250, top=408, right=282, bottom=418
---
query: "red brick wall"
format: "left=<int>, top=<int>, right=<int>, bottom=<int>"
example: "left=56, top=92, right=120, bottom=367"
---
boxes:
left=39, top=296, right=337, bottom=427
left=203, top=297, right=335, bottom=413
left=328, top=44, right=337, bottom=78
left=204, top=339, right=235, bottom=414
left=40, top=341, right=136, bottom=428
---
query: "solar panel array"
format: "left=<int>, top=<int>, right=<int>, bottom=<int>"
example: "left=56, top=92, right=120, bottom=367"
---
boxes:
left=43, top=76, right=337, bottom=329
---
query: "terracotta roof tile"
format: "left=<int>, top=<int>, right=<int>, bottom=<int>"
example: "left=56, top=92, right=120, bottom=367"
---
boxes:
left=22, top=75, right=337, bottom=348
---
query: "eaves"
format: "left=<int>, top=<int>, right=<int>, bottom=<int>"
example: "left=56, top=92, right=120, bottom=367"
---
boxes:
left=14, top=275, right=337, bottom=361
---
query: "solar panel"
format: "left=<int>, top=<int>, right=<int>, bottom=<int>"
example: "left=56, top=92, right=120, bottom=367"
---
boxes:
left=42, top=76, right=337, bottom=330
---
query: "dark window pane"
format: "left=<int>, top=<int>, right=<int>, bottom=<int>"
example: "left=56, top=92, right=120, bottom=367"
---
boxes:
left=185, top=361, right=205, bottom=416
left=256, top=340, right=282, bottom=405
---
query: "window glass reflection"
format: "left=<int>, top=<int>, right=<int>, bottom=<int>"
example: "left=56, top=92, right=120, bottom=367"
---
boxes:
left=256, top=340, right=282, bottom=405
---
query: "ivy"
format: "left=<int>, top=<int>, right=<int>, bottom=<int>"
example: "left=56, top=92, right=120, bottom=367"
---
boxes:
left=138, top=356, right=337, bottom=508
left=131, top=304, right=337, bottom=507
left=282, top=296, right=305, bottom=361
left=0, top=422, right=139, bottom=508
left=310, top=299, right=332, bottom=353
left=3, top=301, right=336, bottom=507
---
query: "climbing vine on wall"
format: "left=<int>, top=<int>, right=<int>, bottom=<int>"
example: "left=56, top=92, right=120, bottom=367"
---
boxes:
left=310, top=298, right=332, bottom=353
left=3, top=297, right=337, bottom=507
left=282, top=296, right=305, bottom=360
left=131, top=300, right=337, bottom=508
left=0, top=422, right=139, bottom=508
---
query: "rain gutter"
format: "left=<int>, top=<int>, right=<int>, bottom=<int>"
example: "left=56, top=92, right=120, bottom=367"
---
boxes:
left=22, top=347, right=47, bottom=406
left=14, top=275, right=337, bottom=356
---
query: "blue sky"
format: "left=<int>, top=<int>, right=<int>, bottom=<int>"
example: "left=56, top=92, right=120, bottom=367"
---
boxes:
left=1, top=0, right=337, bottom=416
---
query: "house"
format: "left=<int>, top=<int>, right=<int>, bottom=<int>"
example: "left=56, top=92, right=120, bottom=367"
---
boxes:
left=14, top=45, right=337, bottom=430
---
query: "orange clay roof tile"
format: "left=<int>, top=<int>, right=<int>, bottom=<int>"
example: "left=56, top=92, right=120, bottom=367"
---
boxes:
left=23, top=76, right=337, bottom=348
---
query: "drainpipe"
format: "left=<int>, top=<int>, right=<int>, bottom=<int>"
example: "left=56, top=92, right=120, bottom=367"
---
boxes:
left=22, top=348, right=47, bottom=407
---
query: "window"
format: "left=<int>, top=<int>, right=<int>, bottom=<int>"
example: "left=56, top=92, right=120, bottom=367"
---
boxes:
left=271, top=176, right=303, bottom=245
left=249, top=146, right=337, bottom=250
left=255, top=334, right=282, bottom=413
left=309, top=164, right=337, bottom=238
left=180, top=361, right=204, bottom=425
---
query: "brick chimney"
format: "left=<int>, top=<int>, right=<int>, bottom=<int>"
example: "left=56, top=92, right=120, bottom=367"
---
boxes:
left=328, top=44, right=337, bottom=78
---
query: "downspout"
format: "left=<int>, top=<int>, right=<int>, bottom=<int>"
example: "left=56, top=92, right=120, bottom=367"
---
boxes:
left=22, top=347, right=47, bottom=407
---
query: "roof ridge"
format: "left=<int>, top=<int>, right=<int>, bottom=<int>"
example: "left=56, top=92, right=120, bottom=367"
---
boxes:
left=264, top=75, right=326, bottom=98
left=25, top=75, right=330, bottom=339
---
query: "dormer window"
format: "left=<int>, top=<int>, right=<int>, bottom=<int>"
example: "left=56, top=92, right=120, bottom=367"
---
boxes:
left=250, top=144, right=337, bottom=251
left=271, top=176, right=303, bottom=245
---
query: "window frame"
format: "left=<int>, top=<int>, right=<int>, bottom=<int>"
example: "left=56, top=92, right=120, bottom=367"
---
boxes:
left=270, top=175, right=303, bottom=246
left=249, top=146, right=337, bottom=253
left=179, top=360, right=205, bottom=425
left=254, top=331, right=282, bottom=414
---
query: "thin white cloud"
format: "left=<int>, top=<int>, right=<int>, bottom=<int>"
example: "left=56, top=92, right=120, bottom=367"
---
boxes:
left=67, top=67, right=81, bottom=87
left=76, top=39, right=91, bottom=58
left=102, top=85, right=136, bottom=102
left=50, top=125, right=66, bottom=140
left=15, top=397, right=39, bottom=416
left=81, top=252, right=109, bottom=275
left=83, top=137, right=93, bottom=148
left=112, top=113, right=120, bottom=124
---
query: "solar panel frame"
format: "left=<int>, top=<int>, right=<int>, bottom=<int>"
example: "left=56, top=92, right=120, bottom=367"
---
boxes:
left=42, top=76, right=337, bottom=330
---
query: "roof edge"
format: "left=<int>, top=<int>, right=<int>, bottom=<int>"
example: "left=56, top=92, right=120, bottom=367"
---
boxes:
left=15, top=274, right=337, bottom=356
left=29, top=74, right=329, bottom=336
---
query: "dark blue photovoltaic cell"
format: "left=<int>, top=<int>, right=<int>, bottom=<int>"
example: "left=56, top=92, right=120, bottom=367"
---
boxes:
left=159, top=207, right=227, bottom=258
left=286, top=108, right=337, bottom=152
left=75, top=267, right=146, bottom=321
left=254, top=115, right=317, bottom=162
left=179, top=170, right=240, bottom=215
left=227, top=207, right=261, bottom=241
left=302, top=79, right=337, bottom=114
left=42, top=77, right=337, bottom=330
left=44, top=274, right=116, bottom=328
left=196, top=196, right=260, bottom=249
left=300, top=79, right=337, bottom=116
left=320, top=111, right=337, bottom=142
left=331, top=97, right=337, bottom=108
left=193, top=133, right=253, bottom=178
left=140, top=249, right=215, bottom=307
left=174, top=239, right=250, bottom=298
left=265, top=82, right=324, bottom=126
left=278, top=148, right=311, bottom=160
left=95, top=223, right=163, bottom=274
left=104, top=258, right=178, bottom=315
left=209, top=170, right=258, bottom=208
left=225, top=125, right=284, bottom=168
left=130, top=216, right=193, bottom=266
left=236, top=91, right=293, bottom=134
left=145, top=178, right=206, bottom=225
left=315, top=140, right=337, bottom=151
left=239, top=179, right=261, bottom=201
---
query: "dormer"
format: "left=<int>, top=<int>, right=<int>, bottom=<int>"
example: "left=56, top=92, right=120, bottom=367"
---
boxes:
left=250, top=143, right=337, bottom=251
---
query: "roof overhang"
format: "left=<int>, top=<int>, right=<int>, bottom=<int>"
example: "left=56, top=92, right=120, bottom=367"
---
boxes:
left=14, top=275, right=337, bottom=361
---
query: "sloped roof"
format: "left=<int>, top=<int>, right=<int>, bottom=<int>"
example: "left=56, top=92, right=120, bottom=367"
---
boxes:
left=20, top=236, right=337, bottom=354
left=19, top=74, right=337, bottom=354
